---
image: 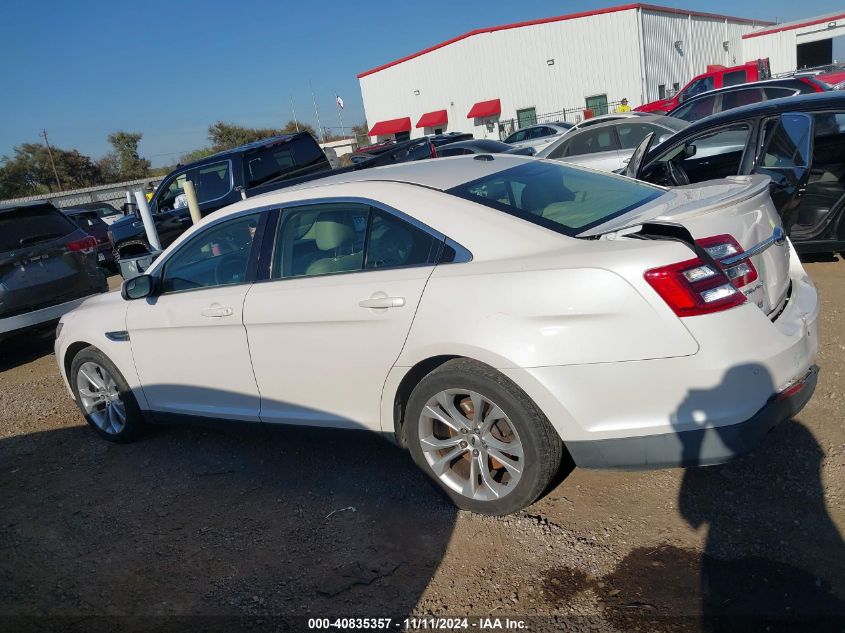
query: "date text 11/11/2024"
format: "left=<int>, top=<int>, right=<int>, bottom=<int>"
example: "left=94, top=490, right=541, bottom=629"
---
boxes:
left=307, top=617, right=528, bottom=630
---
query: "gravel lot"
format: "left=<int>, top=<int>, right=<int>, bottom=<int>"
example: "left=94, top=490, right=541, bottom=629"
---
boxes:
left=1, top=260, right=843, bottom=632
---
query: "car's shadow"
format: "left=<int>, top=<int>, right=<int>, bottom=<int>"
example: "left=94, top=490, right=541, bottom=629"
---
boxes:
left=0, top=327, right=57, bottom=372
left=0, top=417, right=458, bottom=628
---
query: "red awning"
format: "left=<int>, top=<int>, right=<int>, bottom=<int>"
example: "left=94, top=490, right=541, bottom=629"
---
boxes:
left=416, top=109, right=448, bottom=128
left=368, top=117, right=412, bottom=136
left=466, top=98, right=501, bottom=119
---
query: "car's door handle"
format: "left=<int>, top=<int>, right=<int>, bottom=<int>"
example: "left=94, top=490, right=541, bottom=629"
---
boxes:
left=358, top=296, right=406, bottom=309
left=201, top=304, right=233, bottom=318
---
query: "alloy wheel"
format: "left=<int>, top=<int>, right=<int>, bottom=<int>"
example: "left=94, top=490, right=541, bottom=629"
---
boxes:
left=418, top=389, right=524, bottom=501
left=76, top=361, right=126, bottom=435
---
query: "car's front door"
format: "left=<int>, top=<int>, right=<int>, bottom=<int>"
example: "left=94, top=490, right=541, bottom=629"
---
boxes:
left=750, top=112, right=815, bottom=233
left=126, top=212, right=263, bottom=420
left=243, top=201, right=442, bottom=431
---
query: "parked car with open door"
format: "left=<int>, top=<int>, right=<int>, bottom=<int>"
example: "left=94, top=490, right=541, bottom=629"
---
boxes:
left=627, top=92, right=845, bottom=255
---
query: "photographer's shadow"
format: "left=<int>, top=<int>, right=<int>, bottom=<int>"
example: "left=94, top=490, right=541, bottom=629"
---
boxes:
left=674, top=364, right=845, bottom=630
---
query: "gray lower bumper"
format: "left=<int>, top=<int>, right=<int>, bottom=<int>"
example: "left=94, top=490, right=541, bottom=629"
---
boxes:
left=0, top=296, right=92, bottom=336
left=566, top=365, right=819, bottom=469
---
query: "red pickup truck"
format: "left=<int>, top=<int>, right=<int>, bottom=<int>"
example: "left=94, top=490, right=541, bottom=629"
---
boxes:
left=636, top=59, right=771, bottom=114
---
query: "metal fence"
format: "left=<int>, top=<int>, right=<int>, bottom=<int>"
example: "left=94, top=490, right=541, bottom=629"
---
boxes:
left=498, top=100, right=625, bottom=140
left=1, top=177, right=164, bottom=210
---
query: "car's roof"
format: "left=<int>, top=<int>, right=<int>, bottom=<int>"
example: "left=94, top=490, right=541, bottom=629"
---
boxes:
left=63, top=202, right=117, bottom=211
left=185, top=133, right=310, bottom=167
left=439, top=139, right=510, bottom=151
left=566, top=113, right=679, bottom=133
left=672, top=77, right=824, bottom=106
left=270, top=154, right=536, bottom=195
left=0, top=200, right=57, bottom=213
left=672, top=91, right=845, bottom=136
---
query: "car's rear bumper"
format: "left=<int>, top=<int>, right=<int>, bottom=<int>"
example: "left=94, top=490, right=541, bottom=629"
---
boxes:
left=0, top=295, right=98, bottom=336
left=565, top=365, right=818, bottom=468
left=503, top=244, right=820, bottom=470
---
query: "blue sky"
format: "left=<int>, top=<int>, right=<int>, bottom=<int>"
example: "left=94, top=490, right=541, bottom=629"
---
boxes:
left=0, top=0, right=835, bottom=166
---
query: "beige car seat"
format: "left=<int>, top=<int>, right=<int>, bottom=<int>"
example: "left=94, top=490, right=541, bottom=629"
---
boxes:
left=306, top=214, right=363, bottom=275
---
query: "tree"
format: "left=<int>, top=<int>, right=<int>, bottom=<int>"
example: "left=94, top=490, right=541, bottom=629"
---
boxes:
left=207, top=120, right=317, bottom=153
left=105, top=131, right=151, bottom=181
left=280, top=120, right=317, bottom=137
left=0, top=143, right=102, bottom=197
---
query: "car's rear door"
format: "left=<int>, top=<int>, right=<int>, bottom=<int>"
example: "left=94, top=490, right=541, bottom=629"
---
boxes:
left=0, top=205, right=102, bottom=320
left=243, top=201, right=442, bottom=431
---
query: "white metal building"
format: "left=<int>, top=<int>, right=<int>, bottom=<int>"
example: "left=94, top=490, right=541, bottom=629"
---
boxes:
left=742, top=12, right=845, bottom=75
left=357, top=3, right=770, bottom=141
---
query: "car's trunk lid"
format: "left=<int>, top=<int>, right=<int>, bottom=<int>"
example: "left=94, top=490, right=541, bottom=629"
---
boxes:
left=583, top=175, right=791, bottom=316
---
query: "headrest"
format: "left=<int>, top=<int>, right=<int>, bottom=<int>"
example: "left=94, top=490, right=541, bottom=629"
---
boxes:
left=314, top=214, right=354, bottom=250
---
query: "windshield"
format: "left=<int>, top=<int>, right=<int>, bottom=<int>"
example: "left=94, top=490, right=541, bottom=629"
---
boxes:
left=446, top=161, right=663, bottom=236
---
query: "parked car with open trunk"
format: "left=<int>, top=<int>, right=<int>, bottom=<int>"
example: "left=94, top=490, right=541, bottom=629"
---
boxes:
left=57, top=156, right=818, bottom=514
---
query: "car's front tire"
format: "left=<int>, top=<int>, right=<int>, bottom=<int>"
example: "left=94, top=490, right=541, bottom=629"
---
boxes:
left=405, top=359, right=563, bottom=515
left=70, top=346, right=147, bottom=443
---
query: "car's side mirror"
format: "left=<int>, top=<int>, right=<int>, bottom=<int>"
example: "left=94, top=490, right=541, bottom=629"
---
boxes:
left=684, top=144, right=697, bottom=158
left=121, top=274, right=154, bottom=300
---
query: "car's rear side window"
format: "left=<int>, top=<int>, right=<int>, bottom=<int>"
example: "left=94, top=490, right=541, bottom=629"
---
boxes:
left=446, top=162, right=662, bottom=236
left=0, top=205, right=76, bottom=252
left=244, top=137, right=326, bottom=188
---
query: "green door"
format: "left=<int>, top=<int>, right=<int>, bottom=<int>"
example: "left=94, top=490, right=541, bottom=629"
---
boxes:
left=585, top=94, right=609, bottom=116
left=517, top=107, right=537, bottom=129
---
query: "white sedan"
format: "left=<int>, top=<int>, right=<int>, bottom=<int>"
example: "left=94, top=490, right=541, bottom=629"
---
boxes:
left=56, top=156, right=819, bottom=515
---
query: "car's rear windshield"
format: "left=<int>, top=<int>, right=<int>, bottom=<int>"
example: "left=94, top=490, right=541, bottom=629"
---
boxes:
left=446, top=161, right=663, bottom=236
left=244, top=136, right=328, bottom=188
left=0, top=205, right=76, bottom=252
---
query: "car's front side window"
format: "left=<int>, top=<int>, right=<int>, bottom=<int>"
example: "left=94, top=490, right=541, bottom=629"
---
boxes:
left=160, top=213, right=260, bottom=293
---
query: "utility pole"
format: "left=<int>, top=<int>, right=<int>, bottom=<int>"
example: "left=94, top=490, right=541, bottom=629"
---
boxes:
left=40, top=129, right=62, bottom=192
left=290, top=96, right=299, bottom=132
left=309, top=81, right=324, bottom=143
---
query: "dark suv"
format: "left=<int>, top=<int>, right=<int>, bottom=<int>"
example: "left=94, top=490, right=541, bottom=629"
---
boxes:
left=0, top=201, right=107, bottom=341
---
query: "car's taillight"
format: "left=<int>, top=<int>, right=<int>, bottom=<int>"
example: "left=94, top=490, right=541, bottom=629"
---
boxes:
left=644, top=257, right=746, bottom=317
left=696, top=234, right=758, bottom=288
left=430, top=142, right=437, bottom=158
left=67, top=236, right=97, bottom=255
left=799, top=77, right=825, bottom=92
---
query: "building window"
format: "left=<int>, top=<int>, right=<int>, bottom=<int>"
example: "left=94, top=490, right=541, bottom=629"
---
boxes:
left=658, top=85, right=666, bottom=99
left=585, top=94, right=609, bottom=116
left=516, top=107, right=537, bottom=129
left=672, top=82, right=680, bottom=95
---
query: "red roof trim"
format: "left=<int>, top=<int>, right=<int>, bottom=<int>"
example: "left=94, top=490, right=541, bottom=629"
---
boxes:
left=416, top=109, right=449, bottom=128
left=467, top=99, right=502, bottom=119
left=743, top=12, right=845, bottom=39
left=357, top=4, right=773, bottom=78
left=367, top=117, right=412, bottom=136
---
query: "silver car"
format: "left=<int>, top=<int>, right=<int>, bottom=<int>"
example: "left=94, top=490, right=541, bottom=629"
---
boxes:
left=537, top=115, right=688, bottom=172
left=502, top=122, right=574, bottom=152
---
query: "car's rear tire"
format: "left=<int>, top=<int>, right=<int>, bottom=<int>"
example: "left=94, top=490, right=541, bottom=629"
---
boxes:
left=70, top=346, right=148, bottom=443
left=405, top=359, right=563, bottom=515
